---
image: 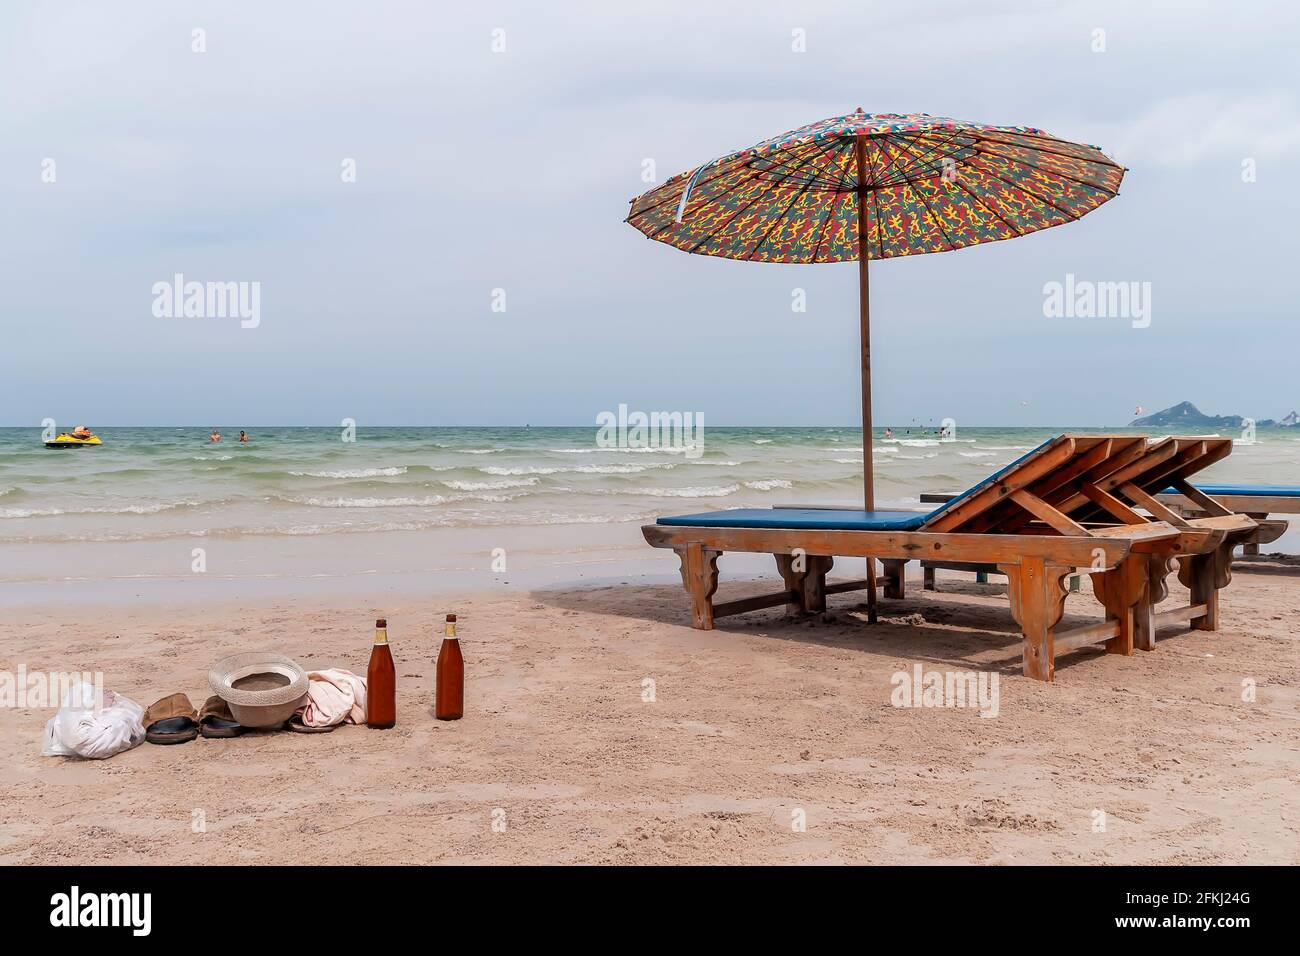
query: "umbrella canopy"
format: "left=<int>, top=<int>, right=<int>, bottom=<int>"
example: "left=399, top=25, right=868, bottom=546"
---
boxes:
left=626, top=110, right=1123, bottom=263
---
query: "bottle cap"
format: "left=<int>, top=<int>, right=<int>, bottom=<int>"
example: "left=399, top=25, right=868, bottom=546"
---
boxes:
left=376, top=618, right=387, bottom=628
left=446, top=613, right=457, bottom=623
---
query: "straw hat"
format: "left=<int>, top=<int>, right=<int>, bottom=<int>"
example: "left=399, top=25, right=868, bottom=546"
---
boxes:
left=208, top=651, right=309, bottom=728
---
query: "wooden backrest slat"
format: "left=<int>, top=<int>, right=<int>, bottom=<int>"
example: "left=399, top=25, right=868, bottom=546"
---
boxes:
left=924, top=435, right=1147, bottom=535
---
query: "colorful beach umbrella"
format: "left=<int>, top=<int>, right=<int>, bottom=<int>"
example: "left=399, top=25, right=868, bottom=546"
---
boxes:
left=626, top=109, right=1124, bottom=511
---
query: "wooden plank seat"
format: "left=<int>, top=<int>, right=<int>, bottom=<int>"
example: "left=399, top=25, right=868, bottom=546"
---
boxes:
left=643, top=435, right=1254, bottom=682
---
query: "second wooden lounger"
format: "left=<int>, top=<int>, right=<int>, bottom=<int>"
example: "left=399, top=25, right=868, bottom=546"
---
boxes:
left=1155, top=479, right=1295, bottom=555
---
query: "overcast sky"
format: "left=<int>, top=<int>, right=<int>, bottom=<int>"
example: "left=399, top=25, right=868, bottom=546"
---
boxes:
left=2, top=1, right=1297, bottom=426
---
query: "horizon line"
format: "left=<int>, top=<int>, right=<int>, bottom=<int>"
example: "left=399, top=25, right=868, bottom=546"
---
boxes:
left=1, top=422, right=1166, bottom=429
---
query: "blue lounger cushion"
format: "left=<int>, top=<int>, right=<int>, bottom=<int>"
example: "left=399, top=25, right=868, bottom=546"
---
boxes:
left=656, top=508, right=932, bottom=531
left=1162, top=484, right=1300, bottom=497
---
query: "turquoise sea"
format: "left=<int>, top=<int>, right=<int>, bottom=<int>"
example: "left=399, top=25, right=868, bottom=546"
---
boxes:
left=1, top=425, right=1296, bottom=545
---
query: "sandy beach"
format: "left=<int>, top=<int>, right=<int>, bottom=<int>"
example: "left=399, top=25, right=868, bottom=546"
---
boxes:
left=3, top=554, right=1296, bottom=866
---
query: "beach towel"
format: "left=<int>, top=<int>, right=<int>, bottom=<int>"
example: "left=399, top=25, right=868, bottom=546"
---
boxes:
left=42, top=682, right=146, bottom=760
left=295, top=668, right=368, bottom=728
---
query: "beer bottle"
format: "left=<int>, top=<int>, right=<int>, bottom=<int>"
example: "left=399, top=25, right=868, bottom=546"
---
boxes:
left=367, top=618, right=396, bottom=729
left=436, top=613, right=463, bottom=720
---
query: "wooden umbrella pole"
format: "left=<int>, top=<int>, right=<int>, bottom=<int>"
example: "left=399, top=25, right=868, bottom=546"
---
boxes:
left=854, top=135, right=878, bottom=624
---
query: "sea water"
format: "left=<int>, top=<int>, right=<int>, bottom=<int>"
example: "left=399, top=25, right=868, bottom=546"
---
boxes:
left=0, top=426, right=1294, bottom=600
left=1, top=425, right=1296, bottom=543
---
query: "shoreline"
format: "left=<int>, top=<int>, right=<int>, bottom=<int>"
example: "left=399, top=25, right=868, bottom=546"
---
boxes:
left=0, top=497, right=918, bottom=605
left=0, top=521, right=690, bottom=606
left=2, top=514, right=1295, bottom=607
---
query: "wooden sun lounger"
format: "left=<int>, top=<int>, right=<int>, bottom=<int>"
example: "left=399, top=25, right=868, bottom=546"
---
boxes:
left=644, top=435, right=1255, bottom=682
left=1159, top=485, right=1300, bottom=517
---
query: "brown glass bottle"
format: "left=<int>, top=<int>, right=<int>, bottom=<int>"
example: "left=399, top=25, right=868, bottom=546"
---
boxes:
left=367, top=618, right=396, bottom=729
left=436, top=613, right=463, bottom=720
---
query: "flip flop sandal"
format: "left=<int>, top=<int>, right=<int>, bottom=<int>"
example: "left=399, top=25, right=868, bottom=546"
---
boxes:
left=146, top=716, right=200, bottom=745
left=144, top=693, right=200, bottom=745
left=199, top=695, right=246, bottom=739
left=286, top=714, right=336, bottom=734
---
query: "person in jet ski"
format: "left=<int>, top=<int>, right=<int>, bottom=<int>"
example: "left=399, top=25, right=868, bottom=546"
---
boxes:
left=71, top=425, right=95, bottom=439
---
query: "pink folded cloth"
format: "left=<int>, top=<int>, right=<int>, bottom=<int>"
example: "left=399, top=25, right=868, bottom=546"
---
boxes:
left=295, top=668, right=368, bottom=728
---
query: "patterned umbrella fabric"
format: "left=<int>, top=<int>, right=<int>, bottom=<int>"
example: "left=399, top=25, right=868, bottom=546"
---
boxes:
left=627, top=109, right=1124, bottom=262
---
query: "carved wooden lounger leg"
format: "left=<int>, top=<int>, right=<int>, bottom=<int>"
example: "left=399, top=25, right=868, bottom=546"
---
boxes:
left=674, top=544, right=721, bottom=630
left=1000, top=557, right=1073, bottom=682
left=1090, top=557, right=1148, bottom=657
left=881, top=559, right=906, bottom=599
left=774, top=553, right=808, bottom=616
left=1139, top=554, right=1173, bottom=650
left=802, top=555, right=833, bottom=613
left=1177, top=542, right=1233, bottom=632
left=1242, top=512, right=1268, bottom=556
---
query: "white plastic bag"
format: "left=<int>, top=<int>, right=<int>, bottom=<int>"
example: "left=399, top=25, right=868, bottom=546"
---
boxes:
left=41, top=681, right=146, bottom=760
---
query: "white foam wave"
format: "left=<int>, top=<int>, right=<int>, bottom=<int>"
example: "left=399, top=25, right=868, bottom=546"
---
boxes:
left=744, top=478, right=793, bottom=491
left=882, top=438, right=975, bottom=446
left=0, top=500, right=201, bottom=518
left=281, top=494, right=448, bottom=508
left=290, top=467, right=408, bottom=478
left=481, top=463, right=674, bottom=476
left=442, top=477, right=540, bottom=491
left=550, top=447, right=705, bottom=455
left=278, top=489, right=532, bottom=508
left=628, top=484, right=740, bottom=498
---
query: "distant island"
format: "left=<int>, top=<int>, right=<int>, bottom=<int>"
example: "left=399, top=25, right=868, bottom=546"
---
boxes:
left=1129, top=401, right=1299, bottom=428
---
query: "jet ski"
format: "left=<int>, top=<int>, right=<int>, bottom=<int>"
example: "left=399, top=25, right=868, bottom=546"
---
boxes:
left=44, top=434, right=102, bottom=448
